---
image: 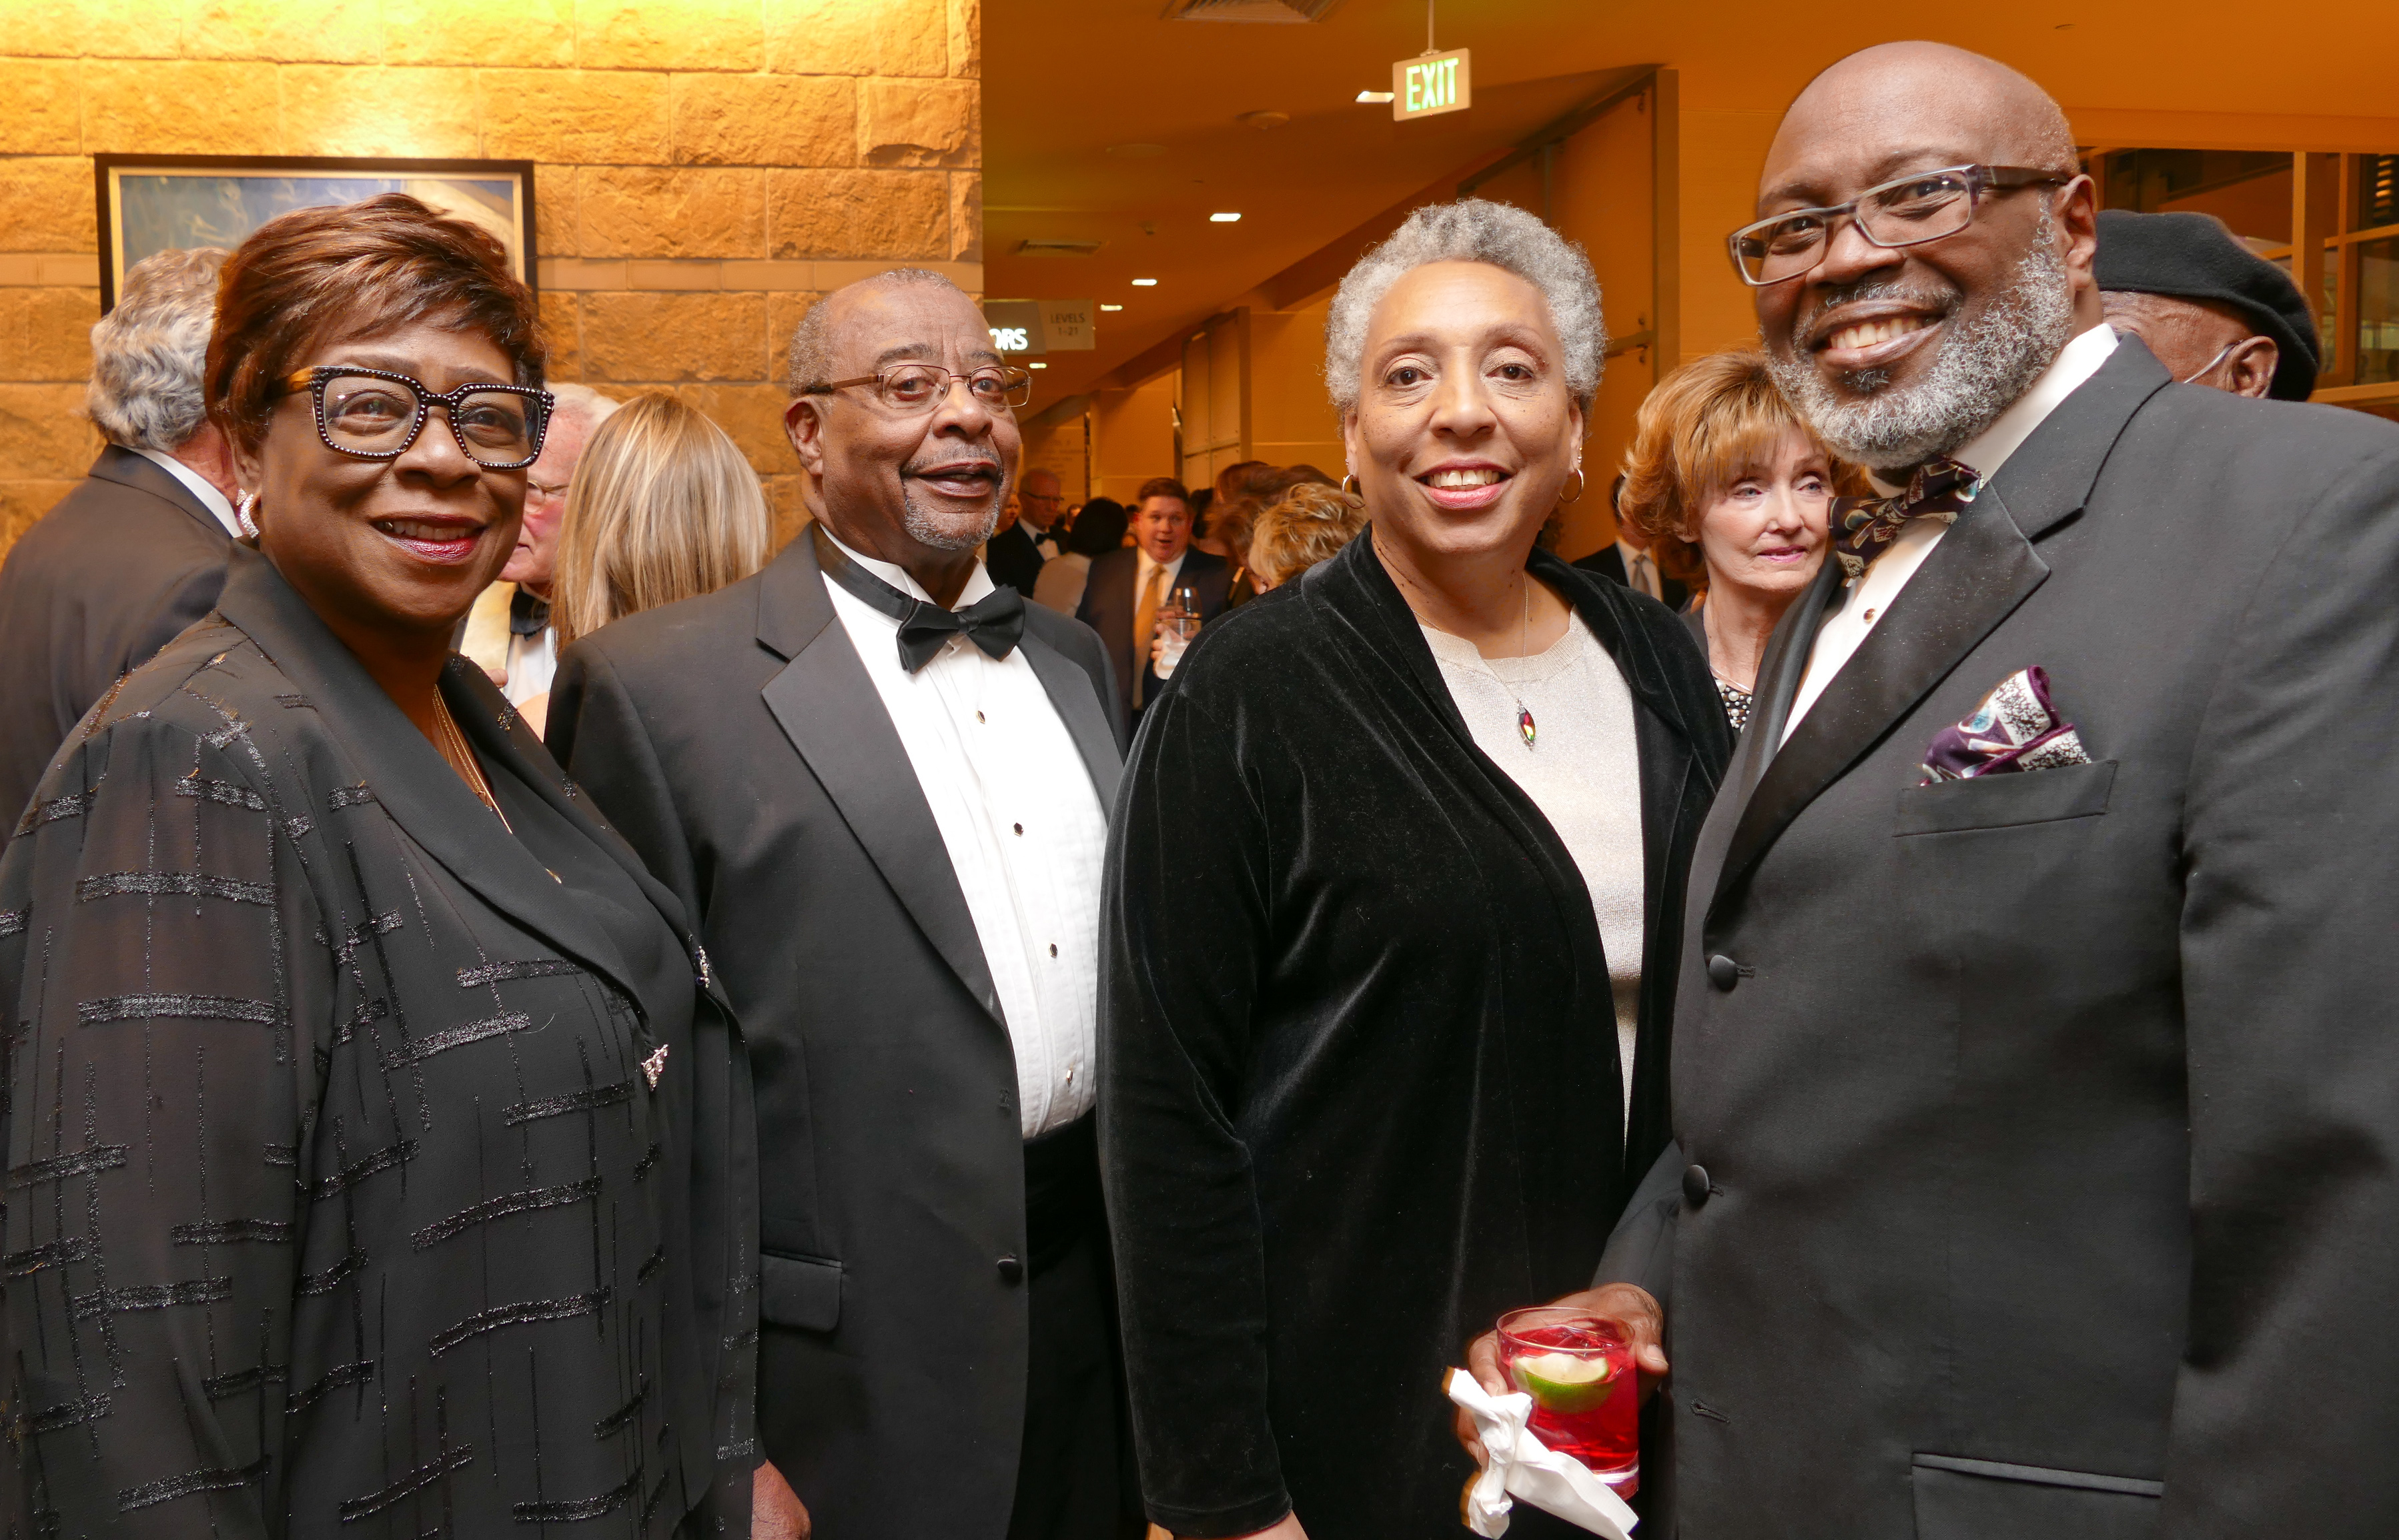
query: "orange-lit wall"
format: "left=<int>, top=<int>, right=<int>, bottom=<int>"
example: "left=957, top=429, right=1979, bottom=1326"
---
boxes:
left=0, top=0, right=984, bottom=557
left=1090, top=372, right=1176, bottom=506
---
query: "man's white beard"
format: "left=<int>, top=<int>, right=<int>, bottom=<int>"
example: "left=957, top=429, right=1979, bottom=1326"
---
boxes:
left=901, top=477, right=1005, bottom=553
left=1767, top=221, right=2077, bottom=472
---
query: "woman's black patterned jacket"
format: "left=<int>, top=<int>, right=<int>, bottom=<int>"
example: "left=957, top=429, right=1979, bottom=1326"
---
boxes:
left=0, top=548, right=757, bottom=1537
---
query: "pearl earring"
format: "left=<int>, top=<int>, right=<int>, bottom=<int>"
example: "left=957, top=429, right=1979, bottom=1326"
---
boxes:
left=235, top=490, right=261, bottom=539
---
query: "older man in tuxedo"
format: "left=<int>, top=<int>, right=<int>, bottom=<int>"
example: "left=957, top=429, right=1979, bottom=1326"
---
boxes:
left=1470, top=41, right=2399, bottom=1540
left=548, top=268, right=1137, bottom=1540
left=0, top=247, right=235, bottom=824
left=1076, top=477, right=1230, bottom=722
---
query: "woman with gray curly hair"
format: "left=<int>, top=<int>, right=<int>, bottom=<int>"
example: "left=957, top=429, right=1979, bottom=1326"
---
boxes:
left=1099, top=199, right=1731, bottom=1539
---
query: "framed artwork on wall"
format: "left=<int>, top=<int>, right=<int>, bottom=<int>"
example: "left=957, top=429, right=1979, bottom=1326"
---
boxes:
left=93, top=155, right=537, bottom=310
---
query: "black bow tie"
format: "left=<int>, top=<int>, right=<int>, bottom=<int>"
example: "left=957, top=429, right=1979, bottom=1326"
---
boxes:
left=813, top=524, right=1025, bottom=673
left=508, top=586, right=552, bottom=636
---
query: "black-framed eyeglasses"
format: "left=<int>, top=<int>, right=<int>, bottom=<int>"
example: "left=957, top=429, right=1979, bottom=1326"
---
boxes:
left=807, top=363, right=1034, bottom=414
left=280, top=366, right=553, bottom=470
left=1727, top=165, right=2070, bottom=287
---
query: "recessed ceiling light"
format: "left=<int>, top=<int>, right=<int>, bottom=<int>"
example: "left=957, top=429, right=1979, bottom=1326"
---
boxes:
left=1210, top=212, right=1242, bottom=223
left=1028, top=361, right=1048, bottom=369
left=1100, top=303, right=1124, bottom=311
left=1131, top=278, right=1159, bottom=286
left=1356, top=89, right=1395, bottom=104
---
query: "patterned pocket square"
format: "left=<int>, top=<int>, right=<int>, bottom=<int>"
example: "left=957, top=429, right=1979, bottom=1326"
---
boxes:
left=1921, top=666, right=2093, bottom=783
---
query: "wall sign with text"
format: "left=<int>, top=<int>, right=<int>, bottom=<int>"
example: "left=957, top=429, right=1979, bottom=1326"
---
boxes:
left=1392, top=49, right=1471, bottom=121
left=983, top=299, right=1096, bottom=355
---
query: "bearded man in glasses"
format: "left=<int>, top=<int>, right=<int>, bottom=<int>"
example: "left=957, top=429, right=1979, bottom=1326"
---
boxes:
left=1467, top=40, right=2399, bottom=1540
left=548, top=269, right=1138, bottom=1540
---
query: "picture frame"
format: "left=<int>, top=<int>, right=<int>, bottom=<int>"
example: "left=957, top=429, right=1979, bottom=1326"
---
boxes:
left=93, top=154, right=538, bottom=311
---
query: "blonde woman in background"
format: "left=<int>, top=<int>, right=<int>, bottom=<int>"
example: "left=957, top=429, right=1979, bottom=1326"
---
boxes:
left=1247, top=479, right=1366, bottom=592
left=1616, top=349, right=1857, bottom=730
left=519, top=394, right=774, bottom=734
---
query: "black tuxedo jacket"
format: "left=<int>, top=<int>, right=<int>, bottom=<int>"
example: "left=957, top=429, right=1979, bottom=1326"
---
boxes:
left=0, top=445, right=231, bottom=826
left=546, top=533, right=1125, bottom=1540
left=1075, top=546, right=1230, bottom=721
left=984, top=522, right=1045, bottom=598
left=1607, top=339, right=2399, bottom=1539
left=1573, top=540, right=1691, bottom=612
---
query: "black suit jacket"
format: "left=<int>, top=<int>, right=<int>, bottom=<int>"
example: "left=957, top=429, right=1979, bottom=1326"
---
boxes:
left=1075, top=546, right=1231, bottom=721
left=984, top=522, right=1045, bottom=598
left=546, top=533, right=1125, bottom=1540
left=1572, top=540, right=1691, bottom=612
left=1, top=547, right=755, bottom=1534
left=1609, top=339, right=2399, bottom=1539
left=1100, top=542, right=1728, bottom=1537
left=0, top=445, right=231, bottom=826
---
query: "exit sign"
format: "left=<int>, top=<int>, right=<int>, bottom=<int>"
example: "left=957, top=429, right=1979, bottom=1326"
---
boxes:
left=1393, top=49, right=1470, bottom=121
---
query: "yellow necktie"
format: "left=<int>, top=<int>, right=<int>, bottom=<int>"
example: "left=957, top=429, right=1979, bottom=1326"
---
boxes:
left=1132, top=563, right=1167, bottom=706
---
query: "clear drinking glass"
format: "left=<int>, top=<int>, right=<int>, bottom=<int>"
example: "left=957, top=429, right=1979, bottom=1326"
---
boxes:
left=1494, top=1305, right=1640, bottom=1493
left=1152, top=584, right=1202, bottom=678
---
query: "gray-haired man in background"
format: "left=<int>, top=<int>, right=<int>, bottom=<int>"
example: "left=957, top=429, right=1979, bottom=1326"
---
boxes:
left=0, top=247, right=237, bottom=826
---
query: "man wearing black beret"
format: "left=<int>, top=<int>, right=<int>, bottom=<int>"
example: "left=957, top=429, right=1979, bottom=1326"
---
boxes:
left=2096, top=207, right=2320, bottom=399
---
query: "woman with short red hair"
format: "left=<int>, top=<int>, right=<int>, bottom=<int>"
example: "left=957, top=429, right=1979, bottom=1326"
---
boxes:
left=0, top=194, right=755, bottom=1535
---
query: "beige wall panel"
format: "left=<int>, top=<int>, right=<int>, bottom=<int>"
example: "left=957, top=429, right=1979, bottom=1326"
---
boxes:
left=0, top=61, right=83, bottom=155
left=384, top=0, right=575, bottom=67
left=83, top=61, right=279, bottom=155
left=578, top=0, right=765, bottom=72
left=1678, top=109, right=1778, bottom=363
left=281, top=66, right=480, bottom=159
left=538, top=293, right=581, bottom=381
left=580, top=166, right=767, bottom=259
left=479, top=69, right=672, bottom=164
left=0, top=160, right=97, bottom=254
left=1093, top=375, right=1177, bottom=506
left=859, top=79, right=979, bottom=169
left=673, top=75, right=857, bottom=167
left=0, top=289, right=98, bottom=383
left=1247, top=302, right=1342, bottom=476
left=767, top=169, right=950, bottom=260
left=5, top=0, right=181, bottom=59
left=185, top=0, right=382, bottom=64
left=580, top=291, right=769, bottom=383
left=673, top=382, right=796, bottom=477
left=767, top=0, right=949, bottom=79
left=0, top=384, right=100, bottom=480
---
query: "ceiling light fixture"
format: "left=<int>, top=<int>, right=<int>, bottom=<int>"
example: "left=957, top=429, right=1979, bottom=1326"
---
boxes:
left=1100, top=303, right=1125, bottom=311
left=1356, top=89, right=1395, bottom=103
left=1131, top=278, right=1159, bottom=286
left=1210, top=212, right=1242, bottom=223
left=1028, top=362, right=1048, bottom=369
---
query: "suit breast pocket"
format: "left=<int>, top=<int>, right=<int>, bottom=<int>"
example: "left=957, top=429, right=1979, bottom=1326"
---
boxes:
left=1895, top=759, right=2116, bottom=836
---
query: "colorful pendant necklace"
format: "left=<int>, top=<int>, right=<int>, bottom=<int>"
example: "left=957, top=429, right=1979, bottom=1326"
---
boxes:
left=1502, top=575, right=1537, bottom=748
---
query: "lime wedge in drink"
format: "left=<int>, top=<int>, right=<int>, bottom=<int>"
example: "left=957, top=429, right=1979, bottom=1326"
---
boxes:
left=1513, top=1351, right=1617, bottom=1415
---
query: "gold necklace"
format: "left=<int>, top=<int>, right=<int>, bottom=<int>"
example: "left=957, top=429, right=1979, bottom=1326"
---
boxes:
left=434, top=694, right=512, bottom=832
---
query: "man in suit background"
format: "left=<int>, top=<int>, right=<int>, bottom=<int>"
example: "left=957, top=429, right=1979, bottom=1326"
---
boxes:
left=1470, top=41, right=2399, bottom=1539
left=548, top=268, right=1139, bottom=1540
left=1076, top=476, right=1229, bottom=723
left=987, top=466, right=1066, bottom=597
left=0, top=247, right=237, bottom=825
left=1573, top=474, right=1691, bottom=609
left=457, top=381, right=618, bottom=704
left=2095, top=209, right=2320, bottom=400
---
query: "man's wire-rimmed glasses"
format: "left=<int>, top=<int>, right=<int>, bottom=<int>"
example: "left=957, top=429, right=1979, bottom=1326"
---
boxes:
left=807, top=363, right=1035, bottom=414
left=1727, top=165, right=2070, bottom=287
left=280, top=366, right=553, bottom=470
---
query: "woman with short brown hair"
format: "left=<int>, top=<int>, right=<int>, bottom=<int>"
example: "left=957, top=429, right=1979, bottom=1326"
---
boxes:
left=1246, top=479, right=1366, bottom=590
left=1616, top=349, right=1856, bottom=729
left=0, top=193, right=755, bottom=1535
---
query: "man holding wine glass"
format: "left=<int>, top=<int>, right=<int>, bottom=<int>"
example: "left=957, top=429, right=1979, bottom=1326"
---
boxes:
left=1077, top=476, right=1232, bottom=724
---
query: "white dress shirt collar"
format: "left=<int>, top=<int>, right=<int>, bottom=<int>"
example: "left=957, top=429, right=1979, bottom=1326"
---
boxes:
left=134, top=447, right=242, bottom=538
left=821, top=525, right=997, bottom=609
left=1135, top=547, right=1186, bottom=589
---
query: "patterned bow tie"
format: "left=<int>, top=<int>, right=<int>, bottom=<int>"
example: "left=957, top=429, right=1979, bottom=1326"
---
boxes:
left=1830, top=458, right=1983, bottom=580
left=813, top=524, right=1025, bottom=672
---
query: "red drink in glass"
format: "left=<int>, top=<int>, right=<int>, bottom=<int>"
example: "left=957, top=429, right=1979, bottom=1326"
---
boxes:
left=1495, top=1307, right=1639, bottom=1494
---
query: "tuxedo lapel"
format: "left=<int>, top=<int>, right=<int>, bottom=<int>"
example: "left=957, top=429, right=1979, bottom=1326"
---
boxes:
left=1711, top=489, right=2048, bottom=914
left=754, top=536, right=1003, bottom=1022
left=1019, top=629, right=1121, bottom=813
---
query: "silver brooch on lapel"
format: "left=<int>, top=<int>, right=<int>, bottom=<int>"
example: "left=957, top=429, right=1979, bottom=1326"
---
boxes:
left=642, top=1043, right=669, bottom=1090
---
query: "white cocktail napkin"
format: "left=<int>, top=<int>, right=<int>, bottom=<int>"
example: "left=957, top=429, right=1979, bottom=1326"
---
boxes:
left=1444, top=1368, right=1640, bottom=1538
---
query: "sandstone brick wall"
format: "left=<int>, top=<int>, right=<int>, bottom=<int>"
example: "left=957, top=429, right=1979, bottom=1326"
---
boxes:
left=0, top=0, right=983, bottom=557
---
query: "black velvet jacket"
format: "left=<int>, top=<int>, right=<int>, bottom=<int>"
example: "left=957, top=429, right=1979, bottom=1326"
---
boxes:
left=0, top=548, right=757, bottom=1537
left=1099, top=536, right=1731, bottom=1539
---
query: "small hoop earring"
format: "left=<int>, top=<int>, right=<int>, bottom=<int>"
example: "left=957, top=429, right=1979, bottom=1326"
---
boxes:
left=1341, top=474, right=1362, bottom=498
left=235, top=490, right=262, bottom=540
left=1558, top=468, right=1586, bottom=505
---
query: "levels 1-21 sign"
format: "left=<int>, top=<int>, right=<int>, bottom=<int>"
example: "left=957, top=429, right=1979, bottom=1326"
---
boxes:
left=1393, top=49, right=1470, bottom=121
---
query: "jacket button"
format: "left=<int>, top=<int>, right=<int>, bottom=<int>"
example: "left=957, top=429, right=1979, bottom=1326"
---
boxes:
left=997, top=1255, right=1025, bottom=1285
left=1682, top=1164, right=1713, bottom=1207
left=1706, top=954, right=1741, bottom=991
